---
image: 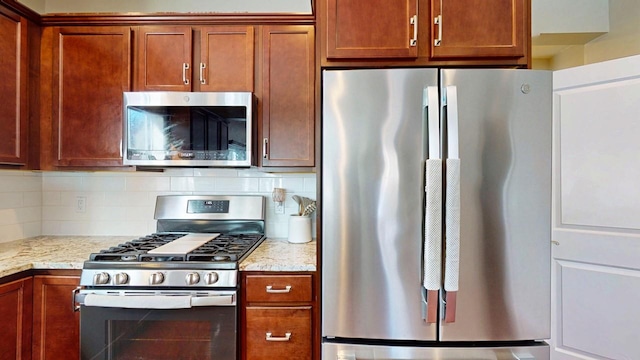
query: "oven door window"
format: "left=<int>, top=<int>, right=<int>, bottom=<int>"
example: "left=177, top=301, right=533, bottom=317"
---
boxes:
left=80, top=306, right=236, bottom=360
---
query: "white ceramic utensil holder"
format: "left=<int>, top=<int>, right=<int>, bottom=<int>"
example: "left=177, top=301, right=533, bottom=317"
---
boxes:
left=288, top=215, right=312, bottom=243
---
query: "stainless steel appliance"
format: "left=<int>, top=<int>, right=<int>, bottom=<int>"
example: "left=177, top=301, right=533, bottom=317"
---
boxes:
left=123, top=92, right=254, bottom=167
left=75, top=195, right=266, bottom=360
left=322, top=68, right=552, bottom=359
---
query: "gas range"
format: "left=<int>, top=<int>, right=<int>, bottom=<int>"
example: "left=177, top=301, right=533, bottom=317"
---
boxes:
left=80, top=195, right=266, bottom=289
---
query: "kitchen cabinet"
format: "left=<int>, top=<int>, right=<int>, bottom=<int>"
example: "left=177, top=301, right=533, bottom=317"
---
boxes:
left=0, top=277, right=33, bottom=360
left=324, top=0, right=418, bottom=59
left=51, top=26, right=131, bottom=167
left=32, top=274, right=81, bottom=360
left=260, top=25, right=315, bottom=167
left=0, top=8, right=28, bottom=165
left=242, top=273, right=315, bottom=360
left=135, top=25, right=254, bottom=92
left=429, top=0, right=527, bottom=59
left=321, top=0, right=529, bottom=66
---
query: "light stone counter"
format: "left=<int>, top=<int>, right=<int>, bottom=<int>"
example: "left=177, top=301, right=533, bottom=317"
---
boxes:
left=0, top=236, right=316, bottom=279
left=240, top=238, right=316, bottom=272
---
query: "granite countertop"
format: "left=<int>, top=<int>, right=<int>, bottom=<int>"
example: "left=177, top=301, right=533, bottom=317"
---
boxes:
left=0, top=236, right=316, bottom=279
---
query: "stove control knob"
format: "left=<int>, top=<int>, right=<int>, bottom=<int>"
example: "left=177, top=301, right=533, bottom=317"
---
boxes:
left=204, top=272, right=219, bottom=285
left=114, top=273, right=129, bottom=285
left=185, top=272, right=200, bottom=285
left=93, top=272, right=110, bottom=285
left=149, top=272, right=165, bottom=285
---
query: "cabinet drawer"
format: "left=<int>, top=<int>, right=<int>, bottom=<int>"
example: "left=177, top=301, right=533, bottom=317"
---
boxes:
left=245, top=307, right=311, bottom=360
left=245, top=275, right=312, bottom=303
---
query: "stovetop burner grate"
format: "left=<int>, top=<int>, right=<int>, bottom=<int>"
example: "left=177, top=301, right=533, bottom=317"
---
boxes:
left=89, top=233, right=264, bottom=263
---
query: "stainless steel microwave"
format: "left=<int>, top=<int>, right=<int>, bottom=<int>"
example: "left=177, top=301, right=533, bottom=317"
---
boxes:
left=123, top=92, right=254, bottom=167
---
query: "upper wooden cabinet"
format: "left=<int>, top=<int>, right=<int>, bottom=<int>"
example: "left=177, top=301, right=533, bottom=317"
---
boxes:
left=260, top=25, right=315, bottom=167
left=52, top=26, right=131, bottom=167
left=325, top=0, right=418, bottom=59
left=0, top=9, right=28, bottom=165
left=134, top=25, right=255, bottom=92
left=321, top=0, right=530, bottom=66
left=430, top=0, right=526, bottom=59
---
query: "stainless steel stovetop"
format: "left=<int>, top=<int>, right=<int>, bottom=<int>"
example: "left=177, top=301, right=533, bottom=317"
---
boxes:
left=80, top=195, right=266, bottom=288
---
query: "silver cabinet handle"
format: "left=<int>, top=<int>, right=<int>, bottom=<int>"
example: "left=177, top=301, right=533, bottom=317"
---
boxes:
left=265, top=332, right=292, bottom=342
left=266, top=285, right=291, bottom=293
left=434, top=15, right=442, bottom=46
left=199, top=63, right=206, bottom=84
left=410, top=15, right=418, bottom=46
left=182, top=63, right=190, bottom=85
left=72, top=286, right=81, bottom=312
left=263, top=138, right=268, bottom=159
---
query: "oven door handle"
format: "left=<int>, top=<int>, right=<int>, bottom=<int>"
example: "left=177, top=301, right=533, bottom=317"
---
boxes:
left=81, top=293, right=236, bottom=309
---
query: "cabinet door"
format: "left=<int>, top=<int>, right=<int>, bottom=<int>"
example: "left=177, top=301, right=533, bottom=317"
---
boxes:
left=0, top=9, right=28, bottom=165
left=199, top=26, right=254, bottom=92
left=0, top=277, right=33, bottom=360
left=32, top=275, right=80, bottom=360
left=53, top=26, right=131, bottom=167
left=430, top=0, right=527, bottom=59
left=325, top=0, right=418, bottom=59
left=135, top=26, right=192, bottom=91
left=261, top=26, right=315, bottom=167
left=245, top=307, right=312, bottom=360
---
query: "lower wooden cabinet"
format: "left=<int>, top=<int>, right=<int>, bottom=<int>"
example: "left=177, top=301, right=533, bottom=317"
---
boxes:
left=245, top=307, right=312, bottom=359
left=242, top=273, right=316, bottom=360
left=32, top=274, right=81, bottom=360
left=0, top=277, right=33, bottom=360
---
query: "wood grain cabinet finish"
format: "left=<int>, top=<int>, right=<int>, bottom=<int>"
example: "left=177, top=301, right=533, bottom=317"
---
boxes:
left=430, top=0, right=527, bottom=59
left=245, top=307, right=312, bottom=360
left=52, top=26, right=131, bottom=167
left=0, top=8, right=28, bottom=165
left=0, top=277, right=33, bottom=360
left=242, top=273, right=315, bottom=360
left=135, top=25, right=254, bottom=92
left=325, top=0, right=418, bottom=59
left=321, top=0, right=529, bottom=66
left=32, top=275, right=81, bottom=360
left=260, top=25, right=315, bottom=167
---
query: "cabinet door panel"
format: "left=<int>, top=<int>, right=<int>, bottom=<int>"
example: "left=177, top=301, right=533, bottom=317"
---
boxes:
left=32, top=275, right=80, bottom=360
left=245, top=307, right=312, bottom=360
left=261, top=26, right=315, bottom=167
left=200, top=26, right=254, bottom=92
left=326, top=0, right=418, bottom=59
left=431, top=0, right=526, bottom=59
left=0, top=277, right=33, bottom=360
left=53, top=27, right=131, bottom=166
left=0, top=10, right=27, bottom=165
left=136, top=26, right=192, bottom=91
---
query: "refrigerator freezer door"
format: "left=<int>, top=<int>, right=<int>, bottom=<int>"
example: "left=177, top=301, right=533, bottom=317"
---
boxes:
left=439, top=69, right=552, bottom=341
left=323, top=342, right=550, bottom=360
left=322, top=68, right=438, bottom=341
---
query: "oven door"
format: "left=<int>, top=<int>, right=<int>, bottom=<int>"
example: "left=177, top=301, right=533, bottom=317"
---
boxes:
left=76, top=289, right=237, bottom=360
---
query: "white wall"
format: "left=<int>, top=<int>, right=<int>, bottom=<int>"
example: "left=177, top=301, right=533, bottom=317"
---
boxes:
left=0, top=170, right=42, bottom=243
left=0, top=169, right=316, bottom=243
left=548, top=0, right=640, bottom=69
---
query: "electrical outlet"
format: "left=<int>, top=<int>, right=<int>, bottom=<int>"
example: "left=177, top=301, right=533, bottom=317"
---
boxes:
left=275, top=201, right=285, bottom=214
left=76, top=196, right=87, bottom=213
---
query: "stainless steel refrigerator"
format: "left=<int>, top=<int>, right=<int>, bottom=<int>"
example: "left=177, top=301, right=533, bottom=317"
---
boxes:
left=322, top=68, right=551, bottom=359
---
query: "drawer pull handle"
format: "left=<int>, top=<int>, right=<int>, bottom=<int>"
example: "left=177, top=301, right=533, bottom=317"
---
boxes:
left=266, top=285, right=292, bottom=293
left=266, top=332, right=292, bottom=342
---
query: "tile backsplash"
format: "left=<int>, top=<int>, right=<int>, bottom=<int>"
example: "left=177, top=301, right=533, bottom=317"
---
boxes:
left=0, top=169, right=316, bottom=243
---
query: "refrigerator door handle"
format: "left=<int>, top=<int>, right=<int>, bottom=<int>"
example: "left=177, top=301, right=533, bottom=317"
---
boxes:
left=422, top=86, right=441, bottom=324
left=443, top=86, right=461, bottom=323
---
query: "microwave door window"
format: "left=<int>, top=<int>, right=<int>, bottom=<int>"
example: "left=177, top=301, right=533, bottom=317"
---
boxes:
left=127, top=107, right=174, bottom=161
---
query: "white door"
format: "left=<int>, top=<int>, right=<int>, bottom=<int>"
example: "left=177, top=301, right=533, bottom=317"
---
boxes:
left=552, top=55, right=640, bottom=360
